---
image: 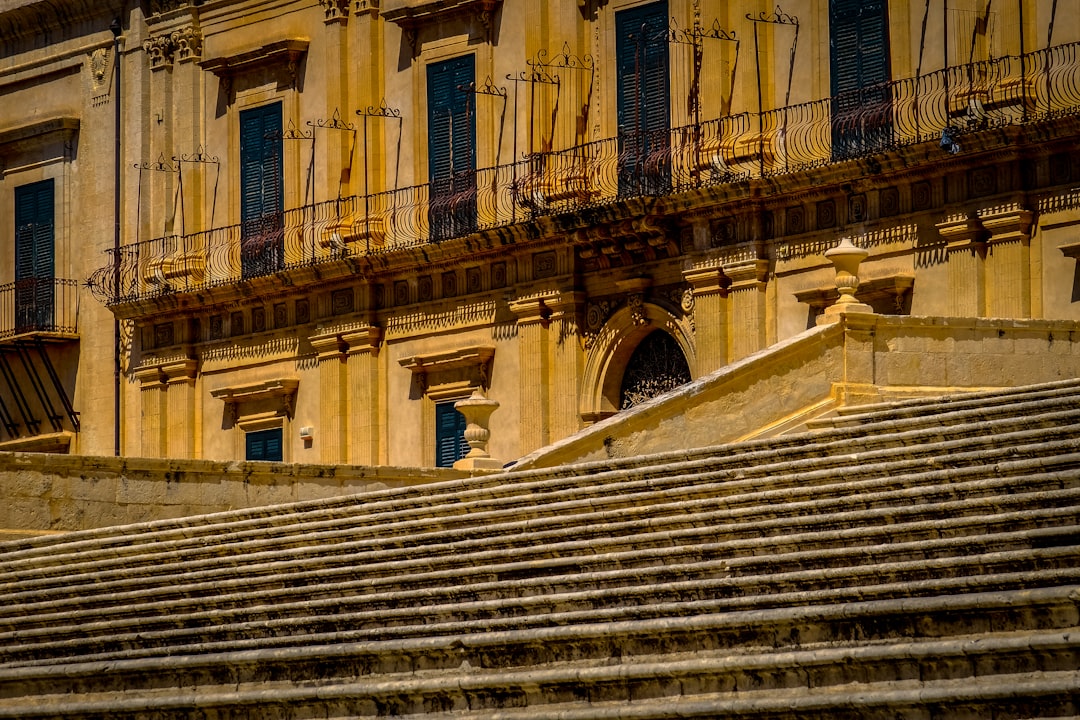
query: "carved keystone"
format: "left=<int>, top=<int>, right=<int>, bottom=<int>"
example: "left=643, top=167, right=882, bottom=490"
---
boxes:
left=452, top=390, right=503, bottom=471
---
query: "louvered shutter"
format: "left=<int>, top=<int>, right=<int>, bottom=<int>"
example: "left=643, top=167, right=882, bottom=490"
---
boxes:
left=427, top=55, right=477, bottom=241
left=246, top=428, right=283, bottom=462
left=830, top=0, right=892, bottom=157
left=239, top=103, right=284, bottom=277
left=616, top=1, right=670, bottom=195
left=435, top=401, right=468, bottom=468
left=13, top=180, right=54, bottom=331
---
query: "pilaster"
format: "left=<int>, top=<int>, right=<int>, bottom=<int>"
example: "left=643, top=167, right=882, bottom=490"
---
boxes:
left=133, top=366, right=167, bottom=458
left=542, top=290, right=585, bottom=443
left=682, top=266, right=729, bottom=374
left=342, top=325, right=383, bottom=466
left=937, top=215, right=986, bottom=317
left=310, top=333, right=348, bottom=464
left=509, top=295, right=552, bottom=454
left=162, top=358, right=198, bottom=459
left=723, top=258, right=769, bottom=362
left=980, top=206, right=1034, bottom=319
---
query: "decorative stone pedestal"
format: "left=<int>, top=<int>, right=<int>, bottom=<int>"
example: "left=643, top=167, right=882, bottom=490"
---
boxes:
left=452, top=390, right=505, bottom=471
left=818, top=236, right=874, bottom=324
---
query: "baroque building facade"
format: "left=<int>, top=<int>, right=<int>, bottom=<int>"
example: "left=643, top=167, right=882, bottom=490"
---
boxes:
left=1, top=0, right=1079, bottom=467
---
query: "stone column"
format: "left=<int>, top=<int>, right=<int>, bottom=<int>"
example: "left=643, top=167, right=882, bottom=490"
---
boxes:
left=723, top=258, right=769, bottom=362
left=162, top=358, right=198, bottom=459
left=343, top=325, right=383, bottom=466
left=682, top=266, right=729, bottom=375
left=980, top=206, right=1033, bottom=319
left=310, top=332, right=347, bottom=464
left=134, top=365, right=167, bottom=458
left=543, top=291, right=585, bottom=444
left=937, top=215, right=986, bottom=317
left=509, top=296, right=551, bottom=454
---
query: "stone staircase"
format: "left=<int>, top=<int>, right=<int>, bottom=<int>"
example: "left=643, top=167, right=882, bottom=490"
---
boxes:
left=0, top=379, right=1077, bottom=718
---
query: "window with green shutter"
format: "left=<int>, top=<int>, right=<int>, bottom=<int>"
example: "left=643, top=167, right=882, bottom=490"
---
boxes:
left=830, top=0, right=892, bottom=159
left=435, top=400, right=469, bottom=468
left=13, top=179, right=55, bottom=332
left=427, top=55, right=477, bottom=242
left=245, top=427, right=283, bottom=462
left=616, top=1, right=670, bottom=196
left=239, top=102, right=284, bottom=278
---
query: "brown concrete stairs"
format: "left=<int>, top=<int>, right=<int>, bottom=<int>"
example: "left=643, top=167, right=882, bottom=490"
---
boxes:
left=0, top=378, right=1078, bottom=718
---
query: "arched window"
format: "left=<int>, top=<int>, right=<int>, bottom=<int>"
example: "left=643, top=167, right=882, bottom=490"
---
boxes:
left=619, top=330, right=692, bottom=410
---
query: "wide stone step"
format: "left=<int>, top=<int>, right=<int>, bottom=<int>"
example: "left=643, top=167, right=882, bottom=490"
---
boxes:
left=0, top=585, right=1075, bottom=691
left=2, top=428, right=1076, bottom=592
left=1, top=541, right=1075, bottom=667
left=0, top=454, right=1075, bottom=615
left=0, top=629, right=1075, bottom=718
left=3, top=401, right=1077, bottom=570
left=810, top=377, right=1080, bottom=429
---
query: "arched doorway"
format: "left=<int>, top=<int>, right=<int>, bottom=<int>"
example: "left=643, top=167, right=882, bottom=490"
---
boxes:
left=619, top=330, right=692, bottom=409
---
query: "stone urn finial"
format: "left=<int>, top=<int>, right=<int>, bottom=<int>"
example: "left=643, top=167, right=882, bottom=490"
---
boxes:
left=452, top=390, right=504, bottom=471
left=819, top=236, right=874, bottom=323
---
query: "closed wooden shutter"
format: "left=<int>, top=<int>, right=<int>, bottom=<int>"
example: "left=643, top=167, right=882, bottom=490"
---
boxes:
left=14, top=179, right=55, bottom=331
left=435, top=401, right=468, bottom=468
left=239, top=102, right=284, bottom=277
left=830, top=0, right=892, bottom=157
left=616, top=1, right=670, bottom=195
left=427, top=55, right=477, bottom=241
left=245, top=428, right=283, bottom=462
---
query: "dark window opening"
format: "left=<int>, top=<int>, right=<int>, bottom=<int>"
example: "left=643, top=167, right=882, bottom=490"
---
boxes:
left=427, top=55, right=477, bottom=242
left=830, top=0, right=892, bottom=159
left=14, top=179, right=55, bottom=333
left=435, top=400, right=469, bottom=468
left=619, top=330, right=692, bottom=410
left=616, top=1, right=671, bottom=196
left=240, top=102, right=285, bottom=278
left=246, top=427, right=283, bottom=462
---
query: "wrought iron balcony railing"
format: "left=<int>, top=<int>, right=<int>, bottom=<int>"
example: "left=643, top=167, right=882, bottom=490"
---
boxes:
left=0, top=278, right=80, bottom=342
left=89, top=41, right=1080, bottom=306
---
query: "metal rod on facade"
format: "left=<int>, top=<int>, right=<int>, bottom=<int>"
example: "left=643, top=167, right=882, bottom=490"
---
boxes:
left=110, top=16, right=122, bottom=457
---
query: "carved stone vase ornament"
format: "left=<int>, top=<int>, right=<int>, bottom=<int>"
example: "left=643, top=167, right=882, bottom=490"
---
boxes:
left=819, top=236, right=874, bottom=323
left=452, top=390, right=503, bottom=471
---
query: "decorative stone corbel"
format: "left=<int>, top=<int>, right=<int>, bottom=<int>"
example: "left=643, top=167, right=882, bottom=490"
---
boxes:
left=319, top=0, right=351, bottom=21
left=142, top=34, right=175, bottom=69
left=171, top=26, right=202, bottom=62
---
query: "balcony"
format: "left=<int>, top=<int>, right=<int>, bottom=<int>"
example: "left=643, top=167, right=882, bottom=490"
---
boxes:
left=89, top=41, right=1080, bottom=306
left=0, top=278, right=80, bottom=344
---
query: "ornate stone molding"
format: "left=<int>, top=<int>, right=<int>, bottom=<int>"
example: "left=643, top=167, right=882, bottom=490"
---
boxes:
left=200, top=39, right=309, bottom=89
left=210, top=378, right=299, bottom=425
left=399, top=346, right=494, bottom=395
left=142, top=34, right=175, bottom=69
left=319, top=0, right=351, bottom=21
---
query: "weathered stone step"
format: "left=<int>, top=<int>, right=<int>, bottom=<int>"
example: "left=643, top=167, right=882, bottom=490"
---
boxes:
left=811, top=377, right=1080, bottom=428
left=1, top=533, right=1074, bottom=665
left=2, top=427, right=1076, bottom=590
left=1, top=544, right=1075, bottom=667
left=832, top=376, right=1080, bottom=418
left=1, top=585, right=1075, bottom=686
left=4, top=400, right=1077, bottom=569
left=0, top=629, right=1075, bottom=718
left=0, top=454, right=1075, bottom=614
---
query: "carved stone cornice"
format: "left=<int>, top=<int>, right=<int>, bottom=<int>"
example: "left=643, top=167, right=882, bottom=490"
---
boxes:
left=0, top=0, right=121, bottom=41
left=200, top=39, right=308, bottom=89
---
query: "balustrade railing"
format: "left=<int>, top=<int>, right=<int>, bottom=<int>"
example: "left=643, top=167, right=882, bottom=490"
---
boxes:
left=0, top=278, right=80, bottom=340
left=89, top=41, right=1080, bottom=305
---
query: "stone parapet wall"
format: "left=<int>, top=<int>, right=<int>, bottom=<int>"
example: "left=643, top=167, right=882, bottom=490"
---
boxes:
left=0, top=455, right=465, bottom=536
left=514, top=315, right=1080, bottom=470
